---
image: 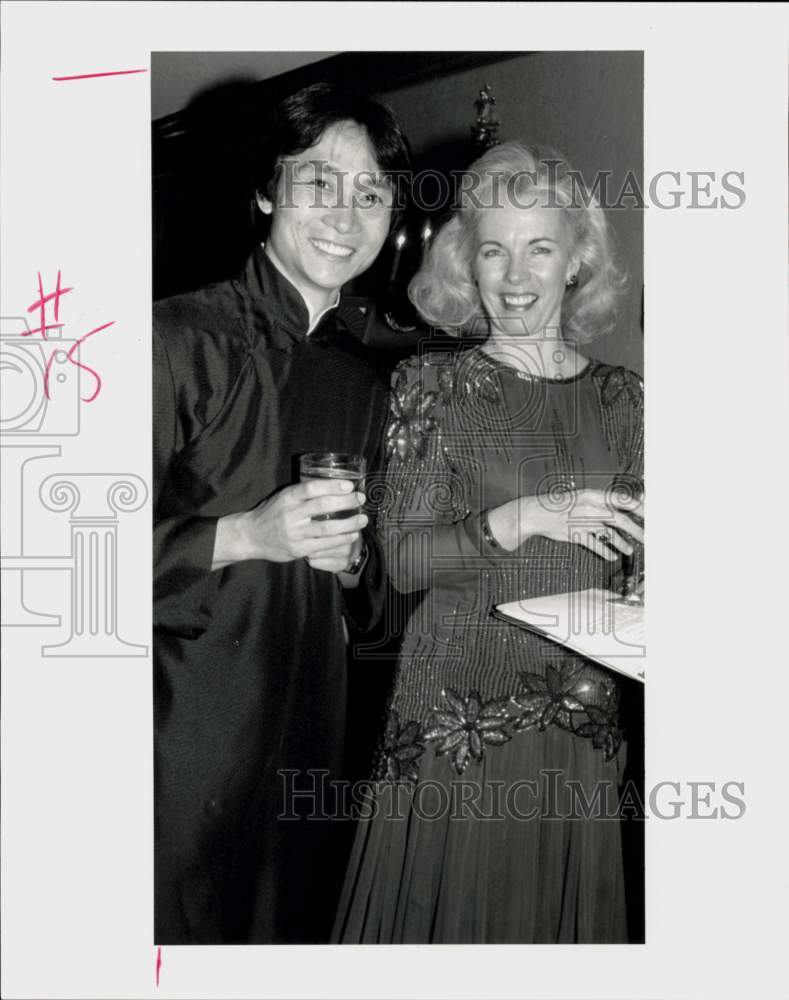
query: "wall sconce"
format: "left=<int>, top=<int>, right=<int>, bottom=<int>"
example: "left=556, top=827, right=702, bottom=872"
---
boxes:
left=471, top=83, right=501, bottom=151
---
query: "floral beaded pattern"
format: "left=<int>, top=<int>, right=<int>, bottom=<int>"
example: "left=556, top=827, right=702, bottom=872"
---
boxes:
left=510, top=663, right=623, bottom=759
left=598, top=364, right=643, bottom=408
left=385, top=350, right=509, bottom=461
left=385, top=376, right=441, bottom=461
left=375, top=350, right=641, bottom=781
left=373, top=711, right=426, bottom=784
left=423, top=689, right=514, bottom=775
left=373, top=660, right=623, bottom=780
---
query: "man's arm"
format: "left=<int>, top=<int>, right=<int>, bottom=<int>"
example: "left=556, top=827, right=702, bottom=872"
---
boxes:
left=153, top=325, right=222, bottom=636
left=211, top=484, right=368, bottom=571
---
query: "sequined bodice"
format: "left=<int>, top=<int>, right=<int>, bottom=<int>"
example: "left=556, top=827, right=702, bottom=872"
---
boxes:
left=374, top=347, right=644, bottom=779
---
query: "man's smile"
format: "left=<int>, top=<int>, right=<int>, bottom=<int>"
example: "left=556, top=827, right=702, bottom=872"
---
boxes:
left=310, top=238, right=355, bottom=258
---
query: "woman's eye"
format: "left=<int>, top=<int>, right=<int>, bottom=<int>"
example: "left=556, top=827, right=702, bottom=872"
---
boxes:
left=482, top=248, right=504, bottom=259
left=357, top=192, right=382, bottom=207
left=314, top=178, right=330, bottom=190
left=531, top=245, right=551, bottom=255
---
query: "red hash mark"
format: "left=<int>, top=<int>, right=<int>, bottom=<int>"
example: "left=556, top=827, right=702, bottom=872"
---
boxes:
left=26, top=271, right=113, bottom=402
left=155, top=946, right=162, bottom=988
left=25, top=269, right=73, bottom=339
left=52, top=68, right=147, bottom=82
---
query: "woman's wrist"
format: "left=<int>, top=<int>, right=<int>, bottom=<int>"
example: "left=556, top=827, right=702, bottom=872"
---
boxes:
left=485, top=500, right=518, bottom=551
left=485, top=497, right=538, bottom=552
left=479, top=509, right=501, bottom=550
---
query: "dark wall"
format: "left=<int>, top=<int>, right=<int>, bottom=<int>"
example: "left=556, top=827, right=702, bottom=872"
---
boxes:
left=152, top=53, right=519, bottom=299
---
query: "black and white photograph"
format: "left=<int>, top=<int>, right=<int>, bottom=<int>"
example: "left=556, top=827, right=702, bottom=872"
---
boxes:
left=151, top=49, right=645, bottom=946
left=1, top=3, right=787, bottom=999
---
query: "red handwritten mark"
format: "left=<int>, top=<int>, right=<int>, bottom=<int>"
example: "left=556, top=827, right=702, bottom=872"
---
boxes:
left=52, top=69, right=147, bottom=82
left=155, top=946, right=162, bottom=988
left=25, top=269, right=73, bottom=339
left=27, top=272, right=113, bottom=402
left=43, top=320, right=114, bottom=402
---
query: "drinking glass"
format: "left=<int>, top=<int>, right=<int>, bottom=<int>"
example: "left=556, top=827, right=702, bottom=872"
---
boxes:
left=299, top=452, right=366, bottom=521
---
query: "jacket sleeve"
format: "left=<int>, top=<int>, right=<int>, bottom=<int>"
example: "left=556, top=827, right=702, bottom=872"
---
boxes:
left=340, top=526, right=387, bottom=633
left=340, top=364, right=390, bottom=634
left=378, top=356, right=500, bottom=596
left=152, top=322, right=221, bottom=637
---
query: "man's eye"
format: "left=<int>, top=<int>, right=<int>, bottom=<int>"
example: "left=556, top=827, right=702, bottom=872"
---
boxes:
left=357, top=192, right=383, bottom=207
left=313, top=178, right=330, bottom=189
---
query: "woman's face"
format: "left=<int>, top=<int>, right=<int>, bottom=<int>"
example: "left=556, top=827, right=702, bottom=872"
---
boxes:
left=472, top=198, right=578, bottom=338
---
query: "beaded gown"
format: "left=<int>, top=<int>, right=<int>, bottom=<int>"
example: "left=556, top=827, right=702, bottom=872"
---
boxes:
left=333, top=344, right=644, bottom=944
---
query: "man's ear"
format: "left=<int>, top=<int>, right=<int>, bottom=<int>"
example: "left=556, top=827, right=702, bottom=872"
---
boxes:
left=255, top=190, right=274, bottom=216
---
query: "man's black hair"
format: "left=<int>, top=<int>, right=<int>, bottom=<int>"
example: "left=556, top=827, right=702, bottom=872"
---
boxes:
left=258, top=82, right=412, bottom=229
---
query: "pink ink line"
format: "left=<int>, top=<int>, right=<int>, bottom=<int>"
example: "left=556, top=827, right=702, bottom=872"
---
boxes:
left=43, top=320, right=114, bottom=402
left=155, top=946, right=162, bottom=988
left=52, top=69, right=147, bottom=81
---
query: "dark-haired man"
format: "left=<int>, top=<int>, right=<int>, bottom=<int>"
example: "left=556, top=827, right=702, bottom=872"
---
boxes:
left=153, top=84, right=411, bottom=944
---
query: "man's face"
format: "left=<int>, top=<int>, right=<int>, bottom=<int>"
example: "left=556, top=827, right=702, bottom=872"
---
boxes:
left=257, top=121, right=393, bottom=314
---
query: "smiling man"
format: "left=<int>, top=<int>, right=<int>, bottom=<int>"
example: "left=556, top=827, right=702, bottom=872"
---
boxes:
left=152, top=84, right=411, bottom=944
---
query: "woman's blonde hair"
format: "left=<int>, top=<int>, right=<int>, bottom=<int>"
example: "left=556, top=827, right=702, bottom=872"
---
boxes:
left=408, top=142, right=626, bottom=342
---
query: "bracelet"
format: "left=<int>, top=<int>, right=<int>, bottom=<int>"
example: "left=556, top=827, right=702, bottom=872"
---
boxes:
left=479, top=509, right=501, bottom=550
left=345, top=540, right=369, bottom=576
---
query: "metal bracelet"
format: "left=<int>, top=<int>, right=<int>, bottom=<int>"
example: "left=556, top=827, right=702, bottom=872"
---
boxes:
left=480, top=509, right=501, bottom=550
left=345, top=540, right=369, bottom=575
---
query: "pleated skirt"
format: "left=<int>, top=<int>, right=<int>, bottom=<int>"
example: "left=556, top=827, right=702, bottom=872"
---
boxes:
left=332, top=726, right=627, bottom=944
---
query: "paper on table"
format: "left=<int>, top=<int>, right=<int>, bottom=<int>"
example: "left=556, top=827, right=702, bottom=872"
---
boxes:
left=494, top=589, right=646, bottom=682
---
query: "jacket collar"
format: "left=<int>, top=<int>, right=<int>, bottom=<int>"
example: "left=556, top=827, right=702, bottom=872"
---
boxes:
left=241, top=243, right=341, bottom=346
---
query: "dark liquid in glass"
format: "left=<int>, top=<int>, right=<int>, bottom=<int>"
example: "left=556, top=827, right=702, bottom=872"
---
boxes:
left=302, top=469, right=364, bottom=520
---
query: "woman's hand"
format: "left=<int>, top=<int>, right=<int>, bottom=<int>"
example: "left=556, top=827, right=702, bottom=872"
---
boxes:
left=485, top=488, right=644, bottom=561
left=212, top=479, right=367, bottom=570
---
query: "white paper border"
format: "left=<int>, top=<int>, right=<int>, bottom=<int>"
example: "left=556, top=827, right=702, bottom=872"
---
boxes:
left=2, top=3, right=787, bottom=998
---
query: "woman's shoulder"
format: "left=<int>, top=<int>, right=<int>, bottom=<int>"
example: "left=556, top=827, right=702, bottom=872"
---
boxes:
left=386, top=348, right=472, bottom=463
left=587, top=358, right=644, bottom=407
left=392, top=343, right=499, bottom=395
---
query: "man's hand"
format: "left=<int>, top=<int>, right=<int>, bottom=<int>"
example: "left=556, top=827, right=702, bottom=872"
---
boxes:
left=308, top=530, right=365, bottom=577
left=212, top=479, right=367, bottom=570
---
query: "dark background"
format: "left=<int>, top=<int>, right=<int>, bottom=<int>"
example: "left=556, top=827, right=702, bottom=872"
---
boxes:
left=152, top=50, right=645, bottom=942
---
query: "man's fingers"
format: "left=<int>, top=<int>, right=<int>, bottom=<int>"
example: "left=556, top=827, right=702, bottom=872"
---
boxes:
left=305, top=556, right=351, bottom=574
left=306, top=541, right=356, bottom=558
left=306, top=491, right=366, bottom=521
left=297, top=478, right=356, bottom=501
left=301, top=531, right=360, bottom=557
left=304, top=513, right=368, bottom=537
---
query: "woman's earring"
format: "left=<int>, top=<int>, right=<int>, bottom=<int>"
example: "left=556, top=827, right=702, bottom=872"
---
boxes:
left=565, top=274, right=578, bottom=288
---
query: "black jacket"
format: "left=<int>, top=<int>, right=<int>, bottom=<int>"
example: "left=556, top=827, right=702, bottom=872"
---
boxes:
left=153, top=246, right=389, bottom=943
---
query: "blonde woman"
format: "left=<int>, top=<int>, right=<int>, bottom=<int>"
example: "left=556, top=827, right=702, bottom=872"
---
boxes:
left=334, top=143, right=644, bottom=944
